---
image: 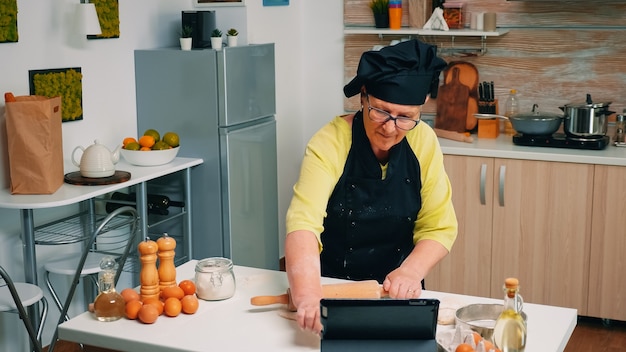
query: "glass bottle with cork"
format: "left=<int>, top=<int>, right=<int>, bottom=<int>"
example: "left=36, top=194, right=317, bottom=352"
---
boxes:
left=93, top=256, right=125, bottom=322
left=493, top=277, right=527, bottom=352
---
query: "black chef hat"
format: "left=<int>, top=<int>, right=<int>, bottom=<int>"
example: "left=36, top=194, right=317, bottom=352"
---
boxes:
left=343, top=39, right=447, bottom=105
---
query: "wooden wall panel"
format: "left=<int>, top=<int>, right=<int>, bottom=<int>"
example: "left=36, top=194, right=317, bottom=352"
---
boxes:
left=344, top=0, right=626, bottom=118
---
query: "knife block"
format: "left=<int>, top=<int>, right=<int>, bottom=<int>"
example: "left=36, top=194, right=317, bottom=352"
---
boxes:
left=478, top=118, right=500, bottom=139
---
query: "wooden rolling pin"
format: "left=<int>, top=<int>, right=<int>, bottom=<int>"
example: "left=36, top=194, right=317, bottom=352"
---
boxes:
left=434, top=128, right=474, bottom=143
left=250, top=280, right=386, bottom=311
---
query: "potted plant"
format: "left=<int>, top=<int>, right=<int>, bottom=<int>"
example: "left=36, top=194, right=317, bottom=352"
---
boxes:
left=179, top=25, right=193, bottom=51
left=227, top=28, right=239, bottom=47
left=210, top=28, right=223, bottom=50
left=370, top=0, right=390, bottom=28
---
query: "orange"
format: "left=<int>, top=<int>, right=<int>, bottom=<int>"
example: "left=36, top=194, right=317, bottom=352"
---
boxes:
left=164, top=297, right=182, bottom=317
left=138, top=135, right=156, bottom=148
left=179, top=280, right=196, bottom=296
left=140, top=146, right=152, bottom=151
left=125, top=300, right=143, bottom=320
left=137, top=304, right=159, bottom=324
left=472, top=331, right=482, bottom=346
left=181, top=294, right=199, bottom=314
left=142, top=297, right=164, bottom=315
left=120, top=288, right=140, bottom=303
left=455, top=343, right=475, bottom=352
left=123, top=137, right=137, bottom=147
left=161, top=286, right=185, bottom=301
left=482, top=340, right=496, bottom=352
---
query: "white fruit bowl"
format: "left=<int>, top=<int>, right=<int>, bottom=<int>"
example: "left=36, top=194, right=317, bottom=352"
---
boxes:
left=120, top=146, right=179, bottom=166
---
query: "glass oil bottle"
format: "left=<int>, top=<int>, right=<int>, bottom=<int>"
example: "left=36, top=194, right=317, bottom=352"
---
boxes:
left=93, top=256, right=125, bottom=322
left=493, top=277, right=527, bottom=352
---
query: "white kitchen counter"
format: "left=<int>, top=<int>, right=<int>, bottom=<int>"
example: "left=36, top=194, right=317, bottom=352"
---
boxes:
left=58, top=260, right=577, bottom=352
left=439, top=134, right=626, bottom=166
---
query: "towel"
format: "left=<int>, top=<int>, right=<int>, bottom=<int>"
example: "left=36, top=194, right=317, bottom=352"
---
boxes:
left=423, top=8, right=449, bottom=31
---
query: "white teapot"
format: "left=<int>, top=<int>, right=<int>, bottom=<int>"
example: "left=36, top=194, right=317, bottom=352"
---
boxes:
left=72, top=140, right=121, bottom=178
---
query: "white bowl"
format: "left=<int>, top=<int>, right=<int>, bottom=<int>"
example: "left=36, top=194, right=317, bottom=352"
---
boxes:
left=120, top=146, right=179, bottom=166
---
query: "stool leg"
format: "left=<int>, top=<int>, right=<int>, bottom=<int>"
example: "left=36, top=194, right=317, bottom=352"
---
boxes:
left=45, top=271, right=70, bottom=321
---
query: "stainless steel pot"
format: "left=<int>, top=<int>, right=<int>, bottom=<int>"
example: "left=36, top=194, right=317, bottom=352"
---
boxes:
left=509, top=104, right=563, bottom=136
left=560, top=94, right=613, bottom=138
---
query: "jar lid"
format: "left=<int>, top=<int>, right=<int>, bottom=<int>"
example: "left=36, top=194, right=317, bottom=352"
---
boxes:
left=563, top=94, right=611, bottom=110
left=195, top=257, right=233, bottom=273
left=443, top=2, right=464, bottom=8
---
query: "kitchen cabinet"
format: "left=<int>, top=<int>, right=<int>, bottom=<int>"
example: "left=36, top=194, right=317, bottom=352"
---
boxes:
left=588, top=165, right=626, bottom=321
left=427, top=155, right=593, bottom=314
left=426, top=156, right=494, bottom=298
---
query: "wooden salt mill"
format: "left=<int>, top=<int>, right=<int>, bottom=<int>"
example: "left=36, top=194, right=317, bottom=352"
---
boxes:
left=138, top=237, right=160, bottom=301
left=157, top=233, right=177, bottom=290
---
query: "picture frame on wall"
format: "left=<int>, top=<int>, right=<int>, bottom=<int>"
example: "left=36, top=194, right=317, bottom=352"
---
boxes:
left=29, top=67, right=84, bottom=122
left=195, top=0, right=245, bottom=7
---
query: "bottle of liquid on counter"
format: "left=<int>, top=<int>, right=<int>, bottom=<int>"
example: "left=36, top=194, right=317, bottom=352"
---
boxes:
left=493, top=277, right=527, bottom=352
left=93, top=256, right=125, bottom=322
left=614, top=114, right=625, bottom=145
left=504, top=89, right=519, bottom=136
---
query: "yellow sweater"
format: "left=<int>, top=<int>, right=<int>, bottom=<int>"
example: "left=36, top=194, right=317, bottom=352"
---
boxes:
left=286, top=116, right=458, bottom=252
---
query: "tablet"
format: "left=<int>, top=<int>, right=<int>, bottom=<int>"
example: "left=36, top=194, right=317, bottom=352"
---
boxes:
left=320, top=298, right=440, bottom=340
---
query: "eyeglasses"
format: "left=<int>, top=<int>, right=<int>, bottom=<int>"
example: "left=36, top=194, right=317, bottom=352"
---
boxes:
left=365, top=95, right=420, bottom=131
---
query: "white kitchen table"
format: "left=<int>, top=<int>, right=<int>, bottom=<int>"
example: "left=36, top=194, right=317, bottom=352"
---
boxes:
left=58, top=260, right=577, bottom=352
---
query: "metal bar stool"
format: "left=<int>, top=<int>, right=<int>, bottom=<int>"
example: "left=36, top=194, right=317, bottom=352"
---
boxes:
left=0, top=265, right=47, bottom=352
left=47, top=206, right=139, bottom=352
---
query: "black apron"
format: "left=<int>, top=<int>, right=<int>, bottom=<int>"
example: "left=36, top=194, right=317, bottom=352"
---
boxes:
left=320, top=112, right=422, bottom=283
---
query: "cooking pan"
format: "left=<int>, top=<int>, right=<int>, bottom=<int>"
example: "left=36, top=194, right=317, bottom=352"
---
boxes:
left=476, top=104, right=563, bottom=136
left=560, top=94, right=613, bottom=138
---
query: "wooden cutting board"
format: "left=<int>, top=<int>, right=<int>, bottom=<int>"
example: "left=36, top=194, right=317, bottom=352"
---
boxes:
left=435, top=61, right=480, bottom=132
left=64, top=171, right=131, bottom=185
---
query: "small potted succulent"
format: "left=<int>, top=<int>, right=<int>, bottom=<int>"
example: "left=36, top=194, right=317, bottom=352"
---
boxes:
left=210, top=28, right=223, bottom=50
left=179, top=25, right=193, bottom=51
left=227, top=28, right=239, bottom=47
left=370, top=0, right=390, bottom=28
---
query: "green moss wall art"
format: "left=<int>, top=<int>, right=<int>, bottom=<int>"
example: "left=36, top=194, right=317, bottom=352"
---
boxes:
left=29, top=68, right=83, bottom=122
left=0, top=0, right=18, bottom=43
left=88, top=0, right=120, bottom=39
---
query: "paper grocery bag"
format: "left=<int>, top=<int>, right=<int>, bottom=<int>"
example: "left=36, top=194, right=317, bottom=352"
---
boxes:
left=5, top=95, right=64, bottom=194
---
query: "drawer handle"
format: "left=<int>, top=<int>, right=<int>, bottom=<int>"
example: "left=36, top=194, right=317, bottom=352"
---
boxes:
left=499, top=165, right=506, bottom=207
left=480, top=163, right=487, bottom=205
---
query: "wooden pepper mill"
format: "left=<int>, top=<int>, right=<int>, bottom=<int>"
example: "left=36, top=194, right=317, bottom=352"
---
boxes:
left=138, top=237, right=160, bottom=301
left=157, top=233, right=177, bottom=290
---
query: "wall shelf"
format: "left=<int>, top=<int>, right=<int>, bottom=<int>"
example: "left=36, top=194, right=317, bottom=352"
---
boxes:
left=344, top=26, right=509, bottom=37
left=344, top=26, right=508, bottom=55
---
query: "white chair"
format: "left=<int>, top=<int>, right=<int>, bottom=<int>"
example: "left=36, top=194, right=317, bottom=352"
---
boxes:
left=46, top=206, right=139, bottom=352
left=0, top=265, right=47, bottom=352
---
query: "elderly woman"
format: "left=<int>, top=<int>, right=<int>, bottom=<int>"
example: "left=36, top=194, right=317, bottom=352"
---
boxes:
left=285, top=39, right=458, bottom=334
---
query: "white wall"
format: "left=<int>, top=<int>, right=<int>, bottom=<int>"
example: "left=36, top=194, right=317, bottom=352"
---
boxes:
left=0, top=0, right=344, bottom=350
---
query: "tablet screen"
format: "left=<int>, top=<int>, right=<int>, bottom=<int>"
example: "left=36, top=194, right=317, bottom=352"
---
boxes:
left=320, top=298, right=440, bottom=340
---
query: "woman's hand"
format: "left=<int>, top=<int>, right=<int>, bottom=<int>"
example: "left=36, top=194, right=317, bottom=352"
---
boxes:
left=292, top=292, right=323, bottom=334
left=285, top=230, right=325, bottom=335
left=382, top=265, right=423, bottom=299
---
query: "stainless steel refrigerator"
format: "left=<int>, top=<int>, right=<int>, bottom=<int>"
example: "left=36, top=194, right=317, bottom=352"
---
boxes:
left=134, top=44, right=279, bottom=270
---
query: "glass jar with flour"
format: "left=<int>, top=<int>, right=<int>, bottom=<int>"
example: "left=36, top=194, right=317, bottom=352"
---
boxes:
left=195, top=257, right=236, bottom=300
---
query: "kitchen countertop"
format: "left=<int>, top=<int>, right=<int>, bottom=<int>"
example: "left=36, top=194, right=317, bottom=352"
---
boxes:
left=0, top=157, right=203, bottom=209
left=58, top=260, right=577, bottom=352
left=438, top=134, right=626, bottom=166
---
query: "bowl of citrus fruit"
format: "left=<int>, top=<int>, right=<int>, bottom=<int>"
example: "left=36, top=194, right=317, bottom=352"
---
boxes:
left=121, top=129, right=180, bottom=166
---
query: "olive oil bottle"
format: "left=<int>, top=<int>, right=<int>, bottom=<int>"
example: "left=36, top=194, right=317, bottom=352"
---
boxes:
left=93, top=256, right=125, bottom=322
left=493, top=277, right=527, bottom=352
